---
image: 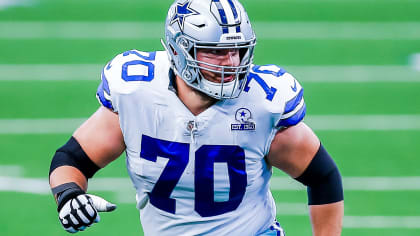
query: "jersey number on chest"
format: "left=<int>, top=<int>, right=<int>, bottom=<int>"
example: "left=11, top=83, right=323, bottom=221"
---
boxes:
left=140, top=135, right=247, bottom=217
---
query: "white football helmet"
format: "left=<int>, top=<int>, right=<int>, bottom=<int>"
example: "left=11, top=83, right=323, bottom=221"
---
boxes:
left=163, top=0, right=256, bottom=99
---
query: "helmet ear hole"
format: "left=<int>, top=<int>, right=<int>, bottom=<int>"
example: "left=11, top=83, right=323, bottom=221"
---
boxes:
left=182, top=70, right=194, bottom=82
left=178, top=38, right=190, bottom=50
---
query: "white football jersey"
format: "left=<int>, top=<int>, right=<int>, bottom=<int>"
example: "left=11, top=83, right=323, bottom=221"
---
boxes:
left=96, top=50, right=305, bottom=235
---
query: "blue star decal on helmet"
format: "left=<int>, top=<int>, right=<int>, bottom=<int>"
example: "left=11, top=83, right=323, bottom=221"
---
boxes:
left=170, top=1, right=199, bottom=31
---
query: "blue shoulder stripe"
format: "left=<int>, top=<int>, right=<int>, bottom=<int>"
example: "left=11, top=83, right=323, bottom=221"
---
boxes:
left=276, top=103, right=306, bottom=128
left=101, top=71, right=111, bottom=95
left=96, top=82, right=113, bottom=110
left=96, top=71, right=114, bottom=110
left=284, top=88, right=304, bottom=114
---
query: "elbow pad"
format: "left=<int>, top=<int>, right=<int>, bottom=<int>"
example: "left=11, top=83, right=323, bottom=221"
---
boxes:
left=295, top=144, right=344, bottom=205
left=49, top=136, right=100, bottom=179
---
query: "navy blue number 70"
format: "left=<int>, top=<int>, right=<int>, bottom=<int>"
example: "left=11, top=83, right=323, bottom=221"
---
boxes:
left=140, top=135, right=247, bottom=217
left=121, top=51, right=156, bottom=82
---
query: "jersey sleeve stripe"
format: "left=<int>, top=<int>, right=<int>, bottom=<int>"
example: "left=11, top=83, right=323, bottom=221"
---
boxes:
left=284, top=88, right=304, bottom=114
left=282, top=98, right=305, bottom=119
left=101, top=70, right=111, bottom=95
left=276, top=102, right=306, bottom=128
left=96, top=71, right=114, bottom=110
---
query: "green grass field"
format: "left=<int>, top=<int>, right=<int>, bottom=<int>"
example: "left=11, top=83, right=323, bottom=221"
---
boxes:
left=1, top=0, right=420, bottom=235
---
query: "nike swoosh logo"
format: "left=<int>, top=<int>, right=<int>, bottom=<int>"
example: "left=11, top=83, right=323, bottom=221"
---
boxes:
left=291, top=79, right=297, bottom=92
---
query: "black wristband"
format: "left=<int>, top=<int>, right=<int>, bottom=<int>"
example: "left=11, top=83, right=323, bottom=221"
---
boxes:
left=52, top=182, right=85, bottom=212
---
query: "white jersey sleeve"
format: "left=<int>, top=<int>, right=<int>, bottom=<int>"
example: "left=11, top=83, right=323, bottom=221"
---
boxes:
left=96, top=50, right=158, bottom=113
left=246, top=64, right=306, bottom=130
left=273, top=71, right=306, bottom=129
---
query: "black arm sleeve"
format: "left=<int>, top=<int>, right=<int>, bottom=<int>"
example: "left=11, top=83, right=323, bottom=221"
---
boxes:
left=49, top=136, right=100, bottom=179
left=295, top=144, right=344, bottom=205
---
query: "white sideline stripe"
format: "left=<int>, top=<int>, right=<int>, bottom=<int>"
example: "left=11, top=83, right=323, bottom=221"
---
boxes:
left=270, top=176, right=420, bottom=191
left=278, top=203, right=420, bottom=229
left=1, top=115, right=420, bottom=134
left=0, top=176, right=136, bottom=202
left=0, top=176, right=50, bottom=194
left=343, top=216, right=420, bottom=228
left=2, top=176, right=420, bottom=228
left=0, top=118, right=86, bottom=134
left=1, top=64, right=419, bottom=82
left=0, top=64, right=103, bottom=81
left=305, top=115, right=420, bottom=131
left=411, top=53, right=420, bottom=71
left=285, top=65, right=420, bottom=83
left=276, top=202, right=308, bottom=215
left=255, top=22, right=420, bottom=40
left=1, top=22, right=420, bottom=40
left=3, top=176, right=420, bottom=193
left=0, top=0, right=34, bottom=10
left=0, top=165, right=24, bottom=177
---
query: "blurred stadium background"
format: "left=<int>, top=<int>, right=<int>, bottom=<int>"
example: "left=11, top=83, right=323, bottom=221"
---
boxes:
left=1, top=0, right=420, bottom=235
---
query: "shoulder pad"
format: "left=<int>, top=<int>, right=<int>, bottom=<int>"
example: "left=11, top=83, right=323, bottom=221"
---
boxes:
left=96, top=50, right=158, bottom=112
left=275, top=72, right=306, bottom=129
left=245, top=64, right=306, bottom=129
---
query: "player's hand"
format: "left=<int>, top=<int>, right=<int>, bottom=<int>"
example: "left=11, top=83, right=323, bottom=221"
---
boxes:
left=58, top=194, right=117, bottom=233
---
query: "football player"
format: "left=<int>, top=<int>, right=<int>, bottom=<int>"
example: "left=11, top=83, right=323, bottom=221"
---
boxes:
left=49, top=0, right=344, bottom=235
